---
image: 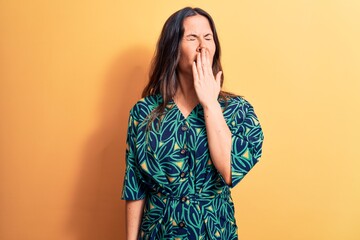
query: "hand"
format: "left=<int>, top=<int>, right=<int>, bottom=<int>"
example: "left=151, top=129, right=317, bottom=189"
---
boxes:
left=192, top=48, right=222, bottom=108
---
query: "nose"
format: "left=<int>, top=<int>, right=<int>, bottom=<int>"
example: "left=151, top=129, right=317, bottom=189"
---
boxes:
left=196, top=39, right=206, bottom=52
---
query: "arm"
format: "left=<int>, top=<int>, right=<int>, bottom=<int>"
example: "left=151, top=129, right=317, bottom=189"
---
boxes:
left=125, top=199, right=146, bottom=240
left=203, top=102, right=232, bottom=185
left=193, top=48, right=264, bottom=187
left=121, top=110, right=148, bottom=238
left=193, top=48, right=232, bottom=185
left=203, top=99, right=264, bottom=187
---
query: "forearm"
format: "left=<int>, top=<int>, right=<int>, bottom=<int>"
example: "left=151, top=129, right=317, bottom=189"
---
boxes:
left=125, top=198, right=146, bottom=240
left=203, top=101, right=232, bottom=186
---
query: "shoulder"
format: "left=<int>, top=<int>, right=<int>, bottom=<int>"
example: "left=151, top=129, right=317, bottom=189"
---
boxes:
left=129, top=94, right=162, bottom=121
left=220, top=95, right=261, bottom=128
left=220, top=95, right=254, bottom=115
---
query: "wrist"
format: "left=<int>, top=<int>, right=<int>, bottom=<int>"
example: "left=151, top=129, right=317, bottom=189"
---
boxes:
left=202, top=99, right=220, bottom=111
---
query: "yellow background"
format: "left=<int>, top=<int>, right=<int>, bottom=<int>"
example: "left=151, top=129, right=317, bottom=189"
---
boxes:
left=1, top=0, right=359, bottom=239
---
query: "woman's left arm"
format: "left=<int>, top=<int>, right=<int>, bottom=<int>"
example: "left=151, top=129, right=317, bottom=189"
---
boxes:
left=203, top=102, right=233, bottom=185
left=193, top=48, right=232, bottom=185
left=193, top=48, right=264, bottom=187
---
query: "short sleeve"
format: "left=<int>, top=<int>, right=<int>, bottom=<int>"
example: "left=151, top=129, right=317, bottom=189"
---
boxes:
left=227, top=99, right=264, bottom=188
left=121, top=110, right=147, bottom=200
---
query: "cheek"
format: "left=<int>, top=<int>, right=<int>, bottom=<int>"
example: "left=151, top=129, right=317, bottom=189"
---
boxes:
left=210, top=43, right=216, bottom=55
left=180, top=46, right=196, bottom=61
left=207, top=43, right=216, bottom=58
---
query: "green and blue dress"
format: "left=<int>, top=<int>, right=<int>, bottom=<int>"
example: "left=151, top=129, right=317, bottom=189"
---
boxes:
left=121, top=94, right=264, bottom=239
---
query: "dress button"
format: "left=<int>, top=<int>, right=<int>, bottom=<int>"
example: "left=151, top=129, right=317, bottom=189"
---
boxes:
left=180, top=172, right=186, bottom=178
left=181, top=196, right=187, bottom=202
left=180, top=149, right=186, bottom=155
left=181, top=125, right=188, bottom=131
left=178, top=221, right=186, bottom=228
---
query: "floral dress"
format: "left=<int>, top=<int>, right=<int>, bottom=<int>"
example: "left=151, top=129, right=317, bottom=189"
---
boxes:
left=121, top=94, right=264, bottom=240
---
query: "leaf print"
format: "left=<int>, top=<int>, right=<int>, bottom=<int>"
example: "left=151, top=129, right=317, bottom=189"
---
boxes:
left=121, top=94, right=264, bottom=239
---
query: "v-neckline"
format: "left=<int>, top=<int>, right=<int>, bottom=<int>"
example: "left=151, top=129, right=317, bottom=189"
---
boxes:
left=170, top=98, right=201, bottom=120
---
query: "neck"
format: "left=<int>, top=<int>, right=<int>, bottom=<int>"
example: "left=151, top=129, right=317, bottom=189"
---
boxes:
left=174, top=71, right=198, bottom=104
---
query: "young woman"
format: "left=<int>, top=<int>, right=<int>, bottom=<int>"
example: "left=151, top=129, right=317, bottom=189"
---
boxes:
left=121, top=7, right=264, bottom=240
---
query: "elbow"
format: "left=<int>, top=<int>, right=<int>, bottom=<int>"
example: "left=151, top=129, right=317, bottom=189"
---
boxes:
left=223, top=157, right=232, bottom=186
left=222, top=172, right=232, bottom=187
left=216, top=166, right=232, bottom=187
left=225, top=179, right=232, bottom=187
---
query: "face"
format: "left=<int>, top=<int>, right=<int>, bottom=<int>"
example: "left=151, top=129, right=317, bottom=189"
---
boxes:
left=177, top=15, right=216, bottom=76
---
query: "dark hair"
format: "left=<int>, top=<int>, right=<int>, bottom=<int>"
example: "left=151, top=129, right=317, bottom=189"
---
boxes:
left=142, top=7, right=236, bottom=127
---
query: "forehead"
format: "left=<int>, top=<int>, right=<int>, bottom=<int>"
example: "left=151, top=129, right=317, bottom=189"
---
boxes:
left=183, top=15, right=212, bottom=33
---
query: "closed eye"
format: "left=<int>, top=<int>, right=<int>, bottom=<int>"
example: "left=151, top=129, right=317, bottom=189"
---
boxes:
left=186, top=34, right=198, bottom=41
left=204, top=34, right=213, bottom=40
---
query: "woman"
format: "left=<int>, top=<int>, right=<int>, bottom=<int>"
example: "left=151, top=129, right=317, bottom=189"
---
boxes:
left=121, top=7, right=264, bottom=240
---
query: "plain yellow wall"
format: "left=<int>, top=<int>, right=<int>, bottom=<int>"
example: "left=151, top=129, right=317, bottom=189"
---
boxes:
left=1, top=0, right=359, bottom=239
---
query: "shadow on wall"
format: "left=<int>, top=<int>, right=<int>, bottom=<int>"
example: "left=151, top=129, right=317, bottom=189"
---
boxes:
left=66, top=46, right=153, bottom=240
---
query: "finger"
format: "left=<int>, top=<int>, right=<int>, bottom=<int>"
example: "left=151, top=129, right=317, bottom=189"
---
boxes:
left=201, top=48, right=206, bottom=67
left=215, top=71, right=223, bottom=87
left=205, top=48, right=211, bottom=67
left=203, top=49, right=213, bottom=80
left=199, top=48, right=207, bottom=81
left=196, top=52, right=204, bottom=80
left=192, top=61, right=199, bottom=83
left=201, top=48, right=209, bottom=76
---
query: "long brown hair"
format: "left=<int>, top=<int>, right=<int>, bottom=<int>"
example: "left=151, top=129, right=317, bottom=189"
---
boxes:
left=142, top=7, right=236, bottom=127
